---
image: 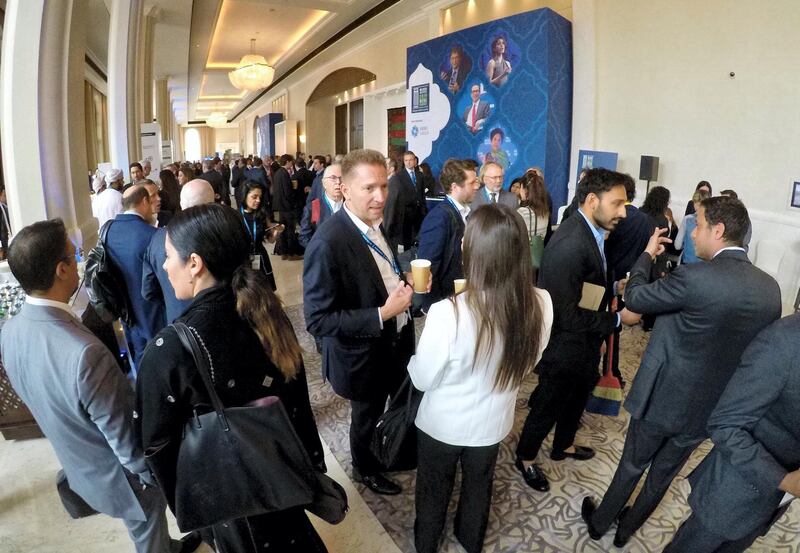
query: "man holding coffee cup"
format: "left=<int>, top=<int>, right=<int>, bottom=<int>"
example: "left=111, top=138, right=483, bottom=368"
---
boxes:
left=416, top=158, right=479, bottom=312
left=303, top=148, right=429, bottom=496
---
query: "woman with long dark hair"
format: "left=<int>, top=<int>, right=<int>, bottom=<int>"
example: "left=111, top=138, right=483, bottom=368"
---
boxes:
left=136, top=204, right=326, bottom=552
left=238, top=179, right=280, bottom=291
left=178, top=164, right=194, bottom=186
left=159, top=169, right=182, bottom=214
left=684, top=180, right=712, bottom=216
left=409, top=203, right=553, bottom=553
left=517, top=171, right=550, bottom=241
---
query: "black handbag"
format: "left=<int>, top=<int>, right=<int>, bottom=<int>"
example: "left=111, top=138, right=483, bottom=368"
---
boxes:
left=370, top=375, right=423, bottom=470
left=170, top=323, right=318, bottom=532
left=56, top=470, right=98, bottom=519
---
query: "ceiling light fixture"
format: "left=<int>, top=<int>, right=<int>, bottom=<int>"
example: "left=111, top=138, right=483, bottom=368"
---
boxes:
left=228, top=38, right=274, bottom=91
left=206, top=112, right=228, bottom=128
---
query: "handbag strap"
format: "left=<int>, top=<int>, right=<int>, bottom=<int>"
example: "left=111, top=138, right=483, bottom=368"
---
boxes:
left=172, top=322, right=229, bottom=427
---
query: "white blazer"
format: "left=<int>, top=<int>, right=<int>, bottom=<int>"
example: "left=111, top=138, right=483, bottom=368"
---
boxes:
left=408, top=289, right=553, bottom=447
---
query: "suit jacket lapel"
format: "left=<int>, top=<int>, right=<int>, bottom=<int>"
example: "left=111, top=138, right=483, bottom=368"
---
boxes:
left=576, top=214, right=606, bottom=280
left=339, top=212, right=391, bottom=298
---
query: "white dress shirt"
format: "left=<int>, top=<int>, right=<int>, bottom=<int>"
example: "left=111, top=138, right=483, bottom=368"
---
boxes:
left=409, top=289, right=553, bottom=446
left=324, top=193, right=343, bottom=214
left=92, top=188, right=123, bottom=228
left=447, top=195, right=470, bottom=224
left=343, top=203, right=408, bottom=331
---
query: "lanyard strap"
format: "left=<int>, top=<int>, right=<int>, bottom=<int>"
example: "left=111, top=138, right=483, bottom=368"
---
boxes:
left=359, top=231, right=401, bottom=277
left=445, top=196, right=464, bottom=220
left=322, top=194, right=334, bottom=214
left=240, top=208, right=257, bottom=252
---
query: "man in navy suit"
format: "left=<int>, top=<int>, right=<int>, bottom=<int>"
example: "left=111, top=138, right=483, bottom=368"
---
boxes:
left=299, top=163, right=342, bottom=248
left=384, top=150, right=427, bottom=251
left=665, top=315, right=800, bottom=552
left=142, top=179, right=215, bottom=326
left=303, top=149, right=418, bottom=496
left=105, top=185, right=166, bottom=372
left=416, top=158, right=478, bottom=312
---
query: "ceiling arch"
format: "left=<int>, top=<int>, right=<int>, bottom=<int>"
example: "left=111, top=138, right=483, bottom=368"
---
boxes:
left=305, top=67, right=377, bottom=104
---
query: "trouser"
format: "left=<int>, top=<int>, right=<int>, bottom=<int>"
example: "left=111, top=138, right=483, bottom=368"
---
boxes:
left=590, top=418, right=702, bottom=537
left=350, top=396, right=390, bottom=477
left=517, top=370, right=597, bottom=460
left=664, top=511, right=769, bottom=553
left=414, top=429, right=499, bottom=553
left=122, top=472, right=171, bottom=553
left=275, top=211, right=301, bottom=255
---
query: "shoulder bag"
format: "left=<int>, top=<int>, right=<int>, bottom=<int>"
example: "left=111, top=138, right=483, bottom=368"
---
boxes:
left=526, top=207, right=545, bottom=268
left=370, top=375, right=423, bottom=471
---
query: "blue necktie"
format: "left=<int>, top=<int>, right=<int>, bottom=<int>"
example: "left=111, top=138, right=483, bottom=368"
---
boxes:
left=410, top=171, right=417, bottom=186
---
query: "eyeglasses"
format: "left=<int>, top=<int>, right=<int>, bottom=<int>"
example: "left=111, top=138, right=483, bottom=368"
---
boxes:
left=484, top=175, right=504, bottom=181
left=324, top=175, right=342, bottom=183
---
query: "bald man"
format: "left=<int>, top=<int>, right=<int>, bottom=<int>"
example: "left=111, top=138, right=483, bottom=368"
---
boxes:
left=142, top=178, right=217, bottom=325
left=106, top=185, right=165, bottom=372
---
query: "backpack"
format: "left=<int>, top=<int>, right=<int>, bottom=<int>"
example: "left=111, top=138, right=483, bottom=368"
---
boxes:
left=84, top=221, right=133, bottom=325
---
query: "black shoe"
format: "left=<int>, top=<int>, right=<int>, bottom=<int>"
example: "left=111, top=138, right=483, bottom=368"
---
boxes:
left=514, top=457, right=550, bottom=492
left=170, top=531, right=202, bottom=553
left=581, top=497, right=605, bottom=540
left=614, top=506, right=632, bottom=547
left=550, top=445, right=595, bottom=461
left=357, top=473, right=401, bottom=495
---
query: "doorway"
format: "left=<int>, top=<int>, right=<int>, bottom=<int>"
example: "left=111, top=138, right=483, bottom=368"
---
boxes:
left=335, top=104, right=348, bottom=155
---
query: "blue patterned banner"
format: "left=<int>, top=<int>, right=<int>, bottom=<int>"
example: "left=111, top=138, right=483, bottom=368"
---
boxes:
left=406, top=8, right=572, bottom=210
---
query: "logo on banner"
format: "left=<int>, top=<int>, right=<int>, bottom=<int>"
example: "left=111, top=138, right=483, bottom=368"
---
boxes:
left=406, top=63, right=450, bottom=162
left=411, top=84, right=430, bottom=113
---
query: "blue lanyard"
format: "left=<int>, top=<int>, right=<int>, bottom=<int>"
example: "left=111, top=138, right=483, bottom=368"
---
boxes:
left=359, top=231, right=401, bottom=277
left=322, top=194, right=334, bottom=214
left=445, top=196, right=460, bottom=214
left=240, top=208, right=257, bottom=251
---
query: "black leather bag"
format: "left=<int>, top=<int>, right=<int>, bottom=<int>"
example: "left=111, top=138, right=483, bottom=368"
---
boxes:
left=170, top=323, right=318, bottom=532
left=370, top=375, right=423, bottom=470
left=84, top=221, right=133, bottom=325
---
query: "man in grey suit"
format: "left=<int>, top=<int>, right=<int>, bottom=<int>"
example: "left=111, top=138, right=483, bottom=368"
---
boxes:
left=665, top=314, right=800, bottom=552
left=582, top=196, right=782, bottom=547
left=470, top=162, right=518, bottom=210
left=1, top=219, right=196, bottom=553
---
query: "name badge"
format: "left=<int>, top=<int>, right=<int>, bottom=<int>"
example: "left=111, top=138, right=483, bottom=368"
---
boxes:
left=250, top=254, right=261, bottom=270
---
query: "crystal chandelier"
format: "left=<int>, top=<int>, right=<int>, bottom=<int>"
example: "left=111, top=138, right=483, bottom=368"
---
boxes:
left=228, top=39, right=275, bottom=91
left=206, top=112, right=228, bottom=128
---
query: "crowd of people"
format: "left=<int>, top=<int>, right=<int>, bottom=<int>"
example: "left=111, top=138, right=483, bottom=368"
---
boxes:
left=1, top=146, right=797, bottom=553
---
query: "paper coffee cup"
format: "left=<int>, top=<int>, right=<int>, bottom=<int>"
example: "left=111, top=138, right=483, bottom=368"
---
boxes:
left=453, top=279, right=466, bottom=294
left=410, top=259, right=431, bottom=294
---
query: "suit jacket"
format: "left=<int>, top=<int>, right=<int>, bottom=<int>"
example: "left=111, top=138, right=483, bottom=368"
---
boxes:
left=470, top=186, right=519, bottom=210
left=462, top=100, right=491, bottom=131
left=303, top=209, right=415, bottom=401
left=142, top=227, right=191, bottom=325
left=299, top=195, right=335, bottom=248
left=0, top=303, right=147, bottom=520
left=442, top=60, right=471, bottom=92
left=305, top=172, right=324, bottom=207
left=604, top=204, right=655, bottom=282
left=536, top=212, right=617, bottom=376
left=384, top=169, right=427, bottom=249
left=416, top=199, right=465, bottom=311
left=105, top=214, right=166, bottom=347
left=271, top=166, right=294, bottom=212
left=686, top=314, right=800, bottom=540
left=623, top=249, right=782, bottom=438
left=200, top=170, right=229, bottom=206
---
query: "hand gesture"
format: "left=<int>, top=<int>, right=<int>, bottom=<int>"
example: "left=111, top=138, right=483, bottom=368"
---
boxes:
left=380, top=283, right=413, bottom=321
left=645, top=227, right=672, bottom=260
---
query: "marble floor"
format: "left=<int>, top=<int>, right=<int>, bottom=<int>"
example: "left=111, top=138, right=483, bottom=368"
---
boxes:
left=0, top=251, right=797, bottom=552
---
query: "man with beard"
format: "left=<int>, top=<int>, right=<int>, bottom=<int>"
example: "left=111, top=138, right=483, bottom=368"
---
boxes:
left=515, top=168, right=636, bottom=492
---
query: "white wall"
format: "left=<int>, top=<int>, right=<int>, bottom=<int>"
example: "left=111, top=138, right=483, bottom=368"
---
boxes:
left=572, top=0, right=800, bottom=313
left=363, top=84, right=406, bottom=155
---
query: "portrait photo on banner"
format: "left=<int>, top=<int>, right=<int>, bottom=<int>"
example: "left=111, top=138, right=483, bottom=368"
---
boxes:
left=439, top=43, right=473, bottom=95
left=478, top=126, right=518, bottom=171
left=481, top=32, right=521, bottom=88
left=458, top=83, right=495, bottom=135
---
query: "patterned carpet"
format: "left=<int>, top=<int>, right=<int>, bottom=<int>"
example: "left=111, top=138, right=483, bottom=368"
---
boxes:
left=285, top=305, right=800, bottom=553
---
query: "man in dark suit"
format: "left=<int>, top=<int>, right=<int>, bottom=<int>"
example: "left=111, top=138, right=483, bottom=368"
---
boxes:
left=304, top=155, right=327, bottom=206
left=582, top=196, right=782, bottom=547
left=462, top=84, right=491, bottom=134
left=200, top=158, right=229, bottom=206
left=665, top=315, right=800, bottom=552
left=299, top=163, right=342, bottom=248
left=416, top=158, right=477, bottom=312
left=273, top=154, right=303, bottom=259
left=470, top=162, right=518, bottom=210
left=384, top=150, right=427, bottom=251
left=440, top=44, right=471, bottom=94
left=105, top=185, right=166, bottom=372
left=603, top=177, right=655, bottom=383
left=303, top=149, right=418, bottom=496
left=141, top=179, right=215, bottom=325
left=516, top=168, right=634, bottom=492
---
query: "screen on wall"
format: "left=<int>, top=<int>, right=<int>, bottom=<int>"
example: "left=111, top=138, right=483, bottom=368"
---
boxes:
left=405, top=8, right=572, bottom=211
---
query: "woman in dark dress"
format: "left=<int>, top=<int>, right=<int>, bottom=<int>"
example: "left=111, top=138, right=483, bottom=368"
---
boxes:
left=238, top=179, right=280, bottom=291
left=136, top=204, right=326, bottom=553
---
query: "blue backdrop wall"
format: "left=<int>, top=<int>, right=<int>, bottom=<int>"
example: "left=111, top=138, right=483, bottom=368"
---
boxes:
left=405, top=8, right=572, bottom=211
